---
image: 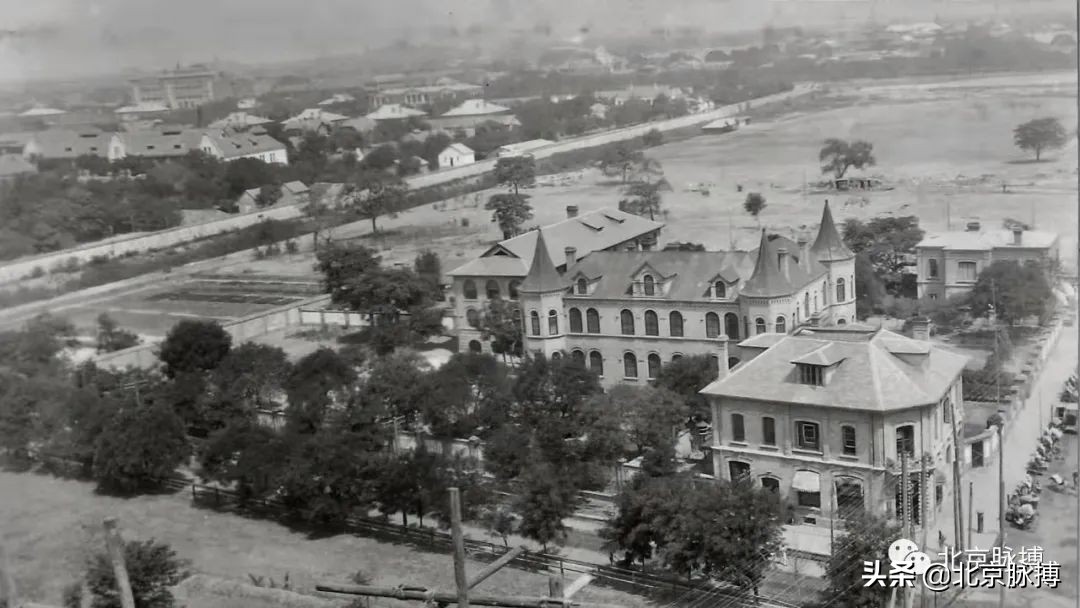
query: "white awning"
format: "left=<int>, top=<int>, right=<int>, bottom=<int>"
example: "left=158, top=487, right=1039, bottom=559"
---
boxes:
left=792, top=470, right=821, bottom=493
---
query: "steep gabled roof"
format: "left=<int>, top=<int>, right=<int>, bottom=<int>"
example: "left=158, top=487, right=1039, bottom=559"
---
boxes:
left=700, top=327, right=970, bottom=411
left=564, top=250, right=756, bottom=301
left=741, top=230, right=828, bottom=298
left=810, top=200, right=853, bottom=262
left=518, top=230, right=563, bottom=293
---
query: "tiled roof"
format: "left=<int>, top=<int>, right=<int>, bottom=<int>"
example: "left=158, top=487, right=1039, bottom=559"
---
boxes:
left=440, top=143, right=474, bottom=156
left=365, top=104, right=428, bottom=121
left=282, top=109, right=349, bottom=131
left=809, top=200, right=853, bottom=262
left=0, top=154, right=36, bottom=177
left=700, top=327, right=970, bottom=411
left=115, top=102, right=169, bottom=114
left=564, top=250, right=756, bottom=300
left=441, top=99, right=512, bottom=117
left=916, top=229, right=1059, bottom=251
left=340, top=116, right=377, bottom=132
left=519, top=230, right=564, bottom=293
left=116, top=128, right=203, bottom=157
left=203, top=129, right=286, bottom=159
left=447, top=207, right=663, bottom=278
left=27, top=129, right=111, bottom=159
left=741, top=230, right=828, bottom=298
left=209, top=112, right=273, bottom=128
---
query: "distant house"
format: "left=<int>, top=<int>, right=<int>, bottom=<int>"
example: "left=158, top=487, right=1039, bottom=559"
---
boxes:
left=369, top=80, right=483, bottom=109
left=209, top=111, right=274, bottom=129
left=108, top=127, right=203, bottom=161
left=438, top=143, right=475, bottom=168
left=594, top=85, right=686, bottom=106
left=495, top=139, right=554, bottom=158
left=427, top=99, right=520, bottom=136
left=702, top=116, right=750, bottom=134
left=338, top=116, right=377, bottom=134
left=0, top=154, right=37, bottom=180
left=235, top=180, right=310, bottom=214
left=0, top=132, right=36, bottom=155
left=281, top=108, right=349, bottom=135
left=318, top=93, right=357, bottom=106
left=114, top=102, right=170, bottom=122
left=830, top=170, right=885, bottom=191
left=24, top=128, right=111, bottom=160
left=365, top=104, right=428, bottom=122
left=199, top=128, right=289, bottom=165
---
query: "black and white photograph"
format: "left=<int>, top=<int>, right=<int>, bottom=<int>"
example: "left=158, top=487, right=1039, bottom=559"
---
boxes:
left=0, top=1, right=1077, bottom=607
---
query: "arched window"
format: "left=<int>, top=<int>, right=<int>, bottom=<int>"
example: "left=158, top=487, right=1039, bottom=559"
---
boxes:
left=803, top=292, right=810, bottom=318
left=464, top=279, right=477, bottom=300
left=814, top=294, right=819, bottom=311
left=548, top=310, right=559, bottom=335
left=837, top=318, right=847, bottom=326
left=508, top=280, right=521, bottom=300
left=836, top=278, right=846, bottom=303
left=552, top=352, right=562, bottom=360
left=623, top=352, right=638, bottom=378
left=755, top=317, right=767, bottom=335
left=529, top=311, right=540, bottom=336
left=775, top=315, right=786, bottom=334
left=486, top=280, right=501, bottom=299
left=468, top=340, right=482, bottom=353
left=669, top=311, right=684, bottom=337
left=571, top=349, right=586, bottom=367
left=714, top=281, right=726, bottom=298
left=466, top=308, right=480, bottom=328
left=589, top=351, right=604, bottom=375
left=725, top=313, right=740, bottom=340
left=644, top=310, right=659, bottom=336
left=620, top=310, right=635, bottom=335
left=569, top=308, right=583, bottom=333
left=643, top=275, right=655, bottom=296
left=576, top=278, right=588, bottom=295
left=647, top=354, right=661, bottom=379
left=586, top=308, right=600, bottom=333
left=706, top=312, right=720, bottom=338
left=672, top=353, right=683, bottom=362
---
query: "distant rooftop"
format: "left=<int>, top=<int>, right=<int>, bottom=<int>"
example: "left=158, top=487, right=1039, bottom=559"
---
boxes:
left=917, top=228, right=1059, bottom=251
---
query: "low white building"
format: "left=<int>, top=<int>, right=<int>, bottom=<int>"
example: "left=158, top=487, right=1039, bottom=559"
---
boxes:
left=365, top=104, right=428, bottom=122
left=209, top=112, right=274, bottom=129
left=199, top=129, right=289, bottom=165
left=495, top=139, right=554, bottom=158
left=437, top=143, right=476, bottom=168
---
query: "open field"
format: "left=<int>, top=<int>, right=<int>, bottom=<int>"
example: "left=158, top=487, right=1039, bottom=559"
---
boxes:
left=213, top=70, right=1078, bottom=284
left=0, top=471, right=652, bottom=608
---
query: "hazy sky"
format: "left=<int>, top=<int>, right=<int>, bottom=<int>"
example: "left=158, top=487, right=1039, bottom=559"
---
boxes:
left=0, top=0, right=1074, bottom=85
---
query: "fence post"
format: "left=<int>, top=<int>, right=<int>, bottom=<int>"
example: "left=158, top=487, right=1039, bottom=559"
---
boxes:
left=215, top=487, right=221, bottom=506
left=191, top=482, right=196, bottom=503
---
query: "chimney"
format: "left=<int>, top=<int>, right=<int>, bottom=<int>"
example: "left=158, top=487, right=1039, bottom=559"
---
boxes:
left=717, top=335, right=730, bottom=379
left=1012, top=228, right=1022, bottom=246
left=911, top=317, right=931, bottom=342
left=797, top=236, right=811, bottom=271
left=565, top=246, right=577, bottom=269
left=777, top=248, right=790, bottom=280
left=566, top=205, right=579, bottom=219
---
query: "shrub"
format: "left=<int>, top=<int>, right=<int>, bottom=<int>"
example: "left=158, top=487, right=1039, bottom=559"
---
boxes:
left=461, top=217, right=470, bottom=228
left=285, top=239, right=299, bottom=254
left=73, top=539, right=189, bottom=608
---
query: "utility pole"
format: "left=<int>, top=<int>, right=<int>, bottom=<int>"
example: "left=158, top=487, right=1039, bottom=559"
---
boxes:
left=449, top=488, right=470, bottom=608
left=997, top=423, right=1006, bottom=608
left=0, top=543, right=17, bottom=608
left=920, top=454, right=928, bottom=608
left=901, top=452, right=912, bottom=540
left=949, top=397, right=965, bottom=554
left=103, top=518, right=136, bottom=608
left=967, top=482, right=973, bottom=549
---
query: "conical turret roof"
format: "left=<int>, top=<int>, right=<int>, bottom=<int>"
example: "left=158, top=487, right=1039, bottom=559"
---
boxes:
left=810, top=200, right=853, bottom=262
left=742, top=229, right=827, bottom=298
left=518, top=229, right=564, bottom=293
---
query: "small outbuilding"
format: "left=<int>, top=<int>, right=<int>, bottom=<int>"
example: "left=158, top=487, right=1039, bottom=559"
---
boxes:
left=438, top=143, right=476, bottom=168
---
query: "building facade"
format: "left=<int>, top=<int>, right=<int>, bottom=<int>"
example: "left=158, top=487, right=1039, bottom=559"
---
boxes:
left=130, top=65, right=218, bottom=109
left=915, top=225, right=1061, bottom=299
left=499, top=202, right=857, bottom=388
left=702, top=322, right=969, bottom=533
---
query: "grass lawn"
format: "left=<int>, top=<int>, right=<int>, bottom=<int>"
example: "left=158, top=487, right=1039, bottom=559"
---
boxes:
left=0, top=471, right=653, bottom=608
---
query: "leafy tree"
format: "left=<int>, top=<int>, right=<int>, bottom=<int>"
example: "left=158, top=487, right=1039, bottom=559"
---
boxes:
left=96, top=313, right=140, bottom=353
left=816, top=513, right=902, bottom=608
left=662, top=242, right=706, bottom=252
left=618, top=182, right=662, bottom=221
left=602, top=473, right=691, bottom=567
left=494, top=156, right=537, bottom=195
left=223, top=157, right=277, bottom=198
left=605, top=385, right=688, bottom=455
left=819, top=138, right=876, bottom=179
left=425, top=454, right=494, bottom=529
left=0, top=313, right=78, bottom=376
left=515, top=463, right=578, bottom=550
left=92, top=403, right=190, bottom=494
left=198, top=422, right=291, bottom=502
left=1013, top=117, right=1067, bottom=161
left=334, top=266, right=432, bottom=325
left=255, top=183, right=283, bottom=208
left=842, top=216, right=924, bottom=294
left=642, top=129, right=663, bottom=147
left=206, top=343, right=291, bottom=427
left=854, top=253, right=888, bottom=319
left=360, top=144, right=399, bottom=171
left=284, top=348, right=357, bottom=433
left=662, top=479, right=783, bottom=596
left=315, top=241, right=381, bottom=298
left=421, top=352, right=512, bottom=438
left=639, top=442, right=679, bottom=478
left=512, top=355, right=602, bottom=441
left=41, top=387, right=122, bottom=474
left=653, top=354, right=718, bottom=418
left=484, top=424, right=532, bottom=480
left=375, top=447, right=441, bottom=527
left=485, top=193, right=534, bottom=239
left=414, top=250, right=443, bottom=300
left=76, top=539, right=189, bottom=608
left=478, top=297, right=524, bottom=361
left=483, top=504, right=517, bottom=547
left=743, top=192, right=766, bottom=222
left=362, top=350, right=431, bottom=423
left=347, top=174, right=408, bottom=233
left=966, top=260, right=1054, bottom=325
left=158, top=320, right=232, bottom=379
left=602, top=143, right=642, bottom=184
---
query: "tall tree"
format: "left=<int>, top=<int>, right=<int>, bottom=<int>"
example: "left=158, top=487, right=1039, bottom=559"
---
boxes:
left=414, top=250, right=443, bottom=300
left=347, top=174, right=408, bottom=233
left=284, top=348, right=357, bottom=433
left=966, top=260, right=1054, bottom=325
left=815, top=513, right=903, bottom=608
left=842, top=215, right=924, bottom=294
left=485, top=193, right=534, bottom=239
left=494, top=156, right=537, bottom=196
left=819, top=138, right=876, bottom=179
left=315, top=241, right=381, bottom=299
left=92, top=403, right=190, bottom=494
left=362, top=350, right=431, bottom=424
left=743, top=192, right=766, bottom=223
left=421, top=352, right=512, bottom=438
left=158, top=320, right=232, bottom=379
left=602, top=385, right=689, bottom=456
left=78, top=539, right=189, bottom=608
left=478, top=297, right=524, bottom=361
left=1013, top=117, right=1067, bottom=161
left=206, top=343, right=291, bottom=427
left=602, top=473, right=692, bottom=567
left=619, top=182, right=662, bottom=221
left=198, top=422, right=291, bottom=502
left=515, top=463, right=578, bottom=551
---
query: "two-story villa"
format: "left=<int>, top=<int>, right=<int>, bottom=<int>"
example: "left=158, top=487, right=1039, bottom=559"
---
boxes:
left=510, top=201, right=858, bottom=387
left=447, top=206, right=664, bottom=354
left=915, top=224, right=1060, bottom=299
left=701, top=322, right=969, bottom=533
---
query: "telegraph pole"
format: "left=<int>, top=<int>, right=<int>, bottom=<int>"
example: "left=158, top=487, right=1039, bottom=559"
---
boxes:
left=103, top=518, right=136, bottom=608
left=449, top=488, right=470, bottom=608
left=997, top=422, right=1006, bottom=608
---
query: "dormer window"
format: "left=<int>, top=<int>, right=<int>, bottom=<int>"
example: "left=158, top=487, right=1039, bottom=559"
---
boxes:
left=798, top=363, right=824, bottom=386
left=714, top=281, right=726, bottom=298
left=643, top=275, right=655, bottom=296
left=576, top=278, right=588, bottom=295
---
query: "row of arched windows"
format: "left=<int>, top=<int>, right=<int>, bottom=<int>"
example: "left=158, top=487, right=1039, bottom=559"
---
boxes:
left=463, top=279, right=521, bottom=301
left=561, top=309, right=791, bottom=338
